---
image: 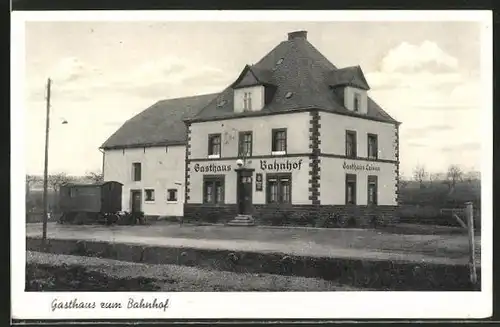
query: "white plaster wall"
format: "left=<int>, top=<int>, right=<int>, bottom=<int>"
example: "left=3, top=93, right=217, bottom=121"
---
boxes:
left=188, top=156, right=311, bottom=205
left=320, top=111, right=397, bottom=161
left=103, top=145, right=186, bottom=216
left=234, top=85, right=265, bottom=112
left=344, top=86, right=368, bottom=114
left=189, top=112, right=311, bottom=159
left=320, top=157, right=397, bottom=205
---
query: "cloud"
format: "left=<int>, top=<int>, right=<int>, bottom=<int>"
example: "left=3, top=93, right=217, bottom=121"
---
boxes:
left=407, top=142, right=427, bottom=148
left=379, top=41, right=459, bottom=74
left=27, top=56, right=233, bottom=103
left=440, top=142, right=481, bottom=153
left=366, top=41, right=468, bottom=92
left=50, top=57, right=102, bottom=83
left=364, top=40, right=482, bottom=176
left=366, top=71, right=463, bottom=90
left=402, top=124, right=453, bottom=139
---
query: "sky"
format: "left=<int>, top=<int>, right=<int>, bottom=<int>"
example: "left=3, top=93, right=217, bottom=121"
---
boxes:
left=23, top=20, right=484, bottom=178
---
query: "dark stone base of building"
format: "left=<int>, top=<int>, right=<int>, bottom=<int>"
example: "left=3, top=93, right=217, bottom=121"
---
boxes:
left=184, top=204, right=399, bottom=228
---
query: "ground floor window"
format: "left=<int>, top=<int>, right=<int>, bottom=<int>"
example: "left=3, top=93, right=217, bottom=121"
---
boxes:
left=144, top=189, right=155, bottom=202
left=266, top=173, right=291, bottom=204
left=167, top=188, right=178, bottom=202
left=203, top=175, right=225, bottom=204
left=367, top=175, right=378, bottom=205
left=345, top=174, right=356, bottom=205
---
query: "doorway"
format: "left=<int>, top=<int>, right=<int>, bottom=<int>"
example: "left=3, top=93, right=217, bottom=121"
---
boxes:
left=130, top=190, right=142, bottom=213
left=237, top=169, right=253, bottom=215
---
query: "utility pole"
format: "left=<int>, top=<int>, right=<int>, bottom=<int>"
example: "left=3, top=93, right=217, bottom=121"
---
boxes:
left=42, top=78, right=51, bottom=244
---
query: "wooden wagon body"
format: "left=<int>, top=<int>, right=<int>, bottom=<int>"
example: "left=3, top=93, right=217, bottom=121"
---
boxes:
left=59, top=181, right=123, bottom=214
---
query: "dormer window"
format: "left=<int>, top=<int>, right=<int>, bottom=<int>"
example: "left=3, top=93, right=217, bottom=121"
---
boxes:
left=353, top=93, right=361, bottom=112
left=231, top=65, right=275, bottom=113
left=243, top=92, right=252, bottom=111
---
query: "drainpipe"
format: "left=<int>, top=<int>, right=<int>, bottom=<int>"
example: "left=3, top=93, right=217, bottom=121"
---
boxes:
left=98, top=148, right=105, bottom=180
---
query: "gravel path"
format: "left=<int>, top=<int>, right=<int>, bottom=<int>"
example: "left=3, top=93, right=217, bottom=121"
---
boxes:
left=26, top=223, right=480, bottom=266
left=26, top=251, right=366, bottom=292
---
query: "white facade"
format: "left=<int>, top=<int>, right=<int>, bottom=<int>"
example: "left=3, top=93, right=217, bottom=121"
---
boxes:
left=103, top=145, right=185, bottom=216
left=320, top=157, right=397, bottom=205
left=319, top=111, right=398, bottom=205
left=320, top=111, right=396, bottom=161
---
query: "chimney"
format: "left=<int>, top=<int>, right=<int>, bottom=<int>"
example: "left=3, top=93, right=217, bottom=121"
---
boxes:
left=288, top=30, right=307, bottom=41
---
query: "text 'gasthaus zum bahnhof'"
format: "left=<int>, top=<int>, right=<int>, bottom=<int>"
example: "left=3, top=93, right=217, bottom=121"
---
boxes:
left=51, top=298, right=170, bottom=312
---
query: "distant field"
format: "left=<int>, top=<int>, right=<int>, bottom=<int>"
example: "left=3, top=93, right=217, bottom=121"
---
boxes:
left=25, top=180, right=481, bottom=227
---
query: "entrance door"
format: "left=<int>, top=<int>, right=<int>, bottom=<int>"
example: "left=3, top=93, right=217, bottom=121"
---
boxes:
left=237, top=170, right=253, bottom=215
left=130, top=190, right=142, bottom=213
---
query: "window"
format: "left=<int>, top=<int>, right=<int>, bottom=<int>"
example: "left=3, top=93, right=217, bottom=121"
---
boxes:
left=367, top=134, right=378, bottom=160
left=368, top=175, right=378, bottom=205
left=243, top=92, right=252, bottom=111
left=272, top=128, right=287, bottom=154
left=266, top=174, right=291, bottom=204
left=167, top=189, right=178, bottom=202
left=345, top=131, right=357, bottom=158
left=208, top=134, right=221, bottom=157
left=345, top=174, right=356, bottom=205
left=144, top=189, right=155, bottom=202
left=353, top=93, right=361, bottom=112
left=203, top=176, right=225, bottom=204
left=132, top=162, right=141, bottom=181
left=238, top=131, right=253, bottom=157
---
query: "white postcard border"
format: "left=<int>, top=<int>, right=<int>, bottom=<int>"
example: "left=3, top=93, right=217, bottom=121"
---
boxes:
left=11, top=10, right=493, bottom=320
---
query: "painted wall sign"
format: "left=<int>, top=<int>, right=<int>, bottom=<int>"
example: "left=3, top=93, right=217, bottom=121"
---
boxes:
left=255, top=173, right=263, bottom=191
left=260, top=159, right=303, bottom=171
left=193, top=163, right=232, bottom=173
left=342, top=161, right=380, bottom=172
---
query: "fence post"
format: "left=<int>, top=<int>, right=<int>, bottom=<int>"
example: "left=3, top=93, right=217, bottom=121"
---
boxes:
left=465, top=201, right=477, bottom=285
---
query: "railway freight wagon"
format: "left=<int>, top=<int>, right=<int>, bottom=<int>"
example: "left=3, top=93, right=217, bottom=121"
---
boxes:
left=59, top=181, right=123, bottom=224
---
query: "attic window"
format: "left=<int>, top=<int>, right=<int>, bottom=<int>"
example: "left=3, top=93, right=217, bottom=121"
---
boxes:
left=285, top=92, right=293, bottom=99
left=217, top=100, right=226, bottom=107
left=272, top=58, right=284, bottom=71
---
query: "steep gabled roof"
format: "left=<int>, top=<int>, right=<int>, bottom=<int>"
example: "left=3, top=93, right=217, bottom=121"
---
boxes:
left=102, top=31, right=399, bottom=150
left=231, top=65, right=275, bottom=89
left=101, top=93, right=218, bottom=150
left=189, top=31, right=398, bottom=124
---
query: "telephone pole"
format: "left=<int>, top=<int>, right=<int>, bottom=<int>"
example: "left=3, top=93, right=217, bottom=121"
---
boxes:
left=42, top=78, right=51, bottom=244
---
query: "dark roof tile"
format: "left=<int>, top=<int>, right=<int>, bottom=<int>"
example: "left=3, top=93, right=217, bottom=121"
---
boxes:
left=100, top=93, right=218, bottom=149
left=104, top=31, right=398, bottom=150
left=190, top=33, right=397, bottom=124
left=326, top=66, right=370, bottom=90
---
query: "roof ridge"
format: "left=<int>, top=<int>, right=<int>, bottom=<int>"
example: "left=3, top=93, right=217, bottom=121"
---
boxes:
left=159, top=92, right=220, bottom=102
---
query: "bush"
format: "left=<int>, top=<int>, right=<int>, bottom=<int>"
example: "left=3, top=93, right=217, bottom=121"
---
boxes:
left=338, top=215, right=356, bottom=228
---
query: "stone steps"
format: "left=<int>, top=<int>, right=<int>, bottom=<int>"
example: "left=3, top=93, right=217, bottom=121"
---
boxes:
left=227, top=215, right=255, bottom=227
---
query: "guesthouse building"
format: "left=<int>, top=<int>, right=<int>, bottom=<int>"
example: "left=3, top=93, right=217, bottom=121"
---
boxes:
left=102, top=30, right=401, bottom=226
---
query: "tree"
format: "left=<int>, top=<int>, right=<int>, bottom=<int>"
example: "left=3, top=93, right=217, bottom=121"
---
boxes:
left=413, top=165, right=428, bottom=189
left=429, top=173, right=442, bottom=184
left=446, top=164, right=463, bottom=191
left=48, top=172, right=71, bottom=212
left=464, top=170, right=481, bottom=183
left=25, top=174, right=39, bottom=195
left=48, top=172, right=71, bottom=193
left=26, top=175, right=40, bottom=212
left=398, top=173, right=409, bottom=189
left=85, top=171, right=104, bottom=184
